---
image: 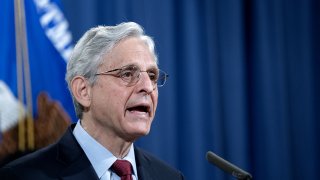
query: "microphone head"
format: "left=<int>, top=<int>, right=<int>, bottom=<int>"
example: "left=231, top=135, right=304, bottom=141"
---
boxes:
left=206, top=151, right=252, bottom=180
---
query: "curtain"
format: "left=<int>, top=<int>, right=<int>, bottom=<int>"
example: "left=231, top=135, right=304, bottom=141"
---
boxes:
left=61, top=0, right=320, bottom=179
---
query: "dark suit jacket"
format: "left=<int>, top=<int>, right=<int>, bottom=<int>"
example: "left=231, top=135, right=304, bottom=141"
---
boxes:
left=0, top=124, right=184, bottom=180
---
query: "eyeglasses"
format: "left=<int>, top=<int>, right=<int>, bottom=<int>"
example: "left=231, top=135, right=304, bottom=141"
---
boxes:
left=95, top=64, right=169, bottom=87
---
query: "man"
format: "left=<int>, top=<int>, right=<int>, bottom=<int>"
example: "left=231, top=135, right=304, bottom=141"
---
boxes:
left=0, top=22, right=184, bottom=180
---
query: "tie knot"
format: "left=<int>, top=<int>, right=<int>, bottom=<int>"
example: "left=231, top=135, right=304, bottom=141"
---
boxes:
left=111, top=160, right=133, bottom=178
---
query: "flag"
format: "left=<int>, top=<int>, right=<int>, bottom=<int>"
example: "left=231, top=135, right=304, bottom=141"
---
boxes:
left=0, top=0, right=76, bottom=132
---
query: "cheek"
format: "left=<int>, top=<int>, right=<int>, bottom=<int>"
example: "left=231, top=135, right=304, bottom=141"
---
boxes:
left=152, top=92, right=159, bottom=112
left=107, top=90, right=125, bottom=109
left=92, top=83, right=126, bottom=113
left=107, top=87, right=133, bottom=113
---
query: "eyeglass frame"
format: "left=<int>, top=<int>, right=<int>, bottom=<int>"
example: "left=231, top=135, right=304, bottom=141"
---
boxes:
left=94, top=64, right=169, bottom=87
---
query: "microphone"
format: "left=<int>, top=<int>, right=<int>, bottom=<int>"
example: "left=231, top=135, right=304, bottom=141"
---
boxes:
left=206, top=151, right=253, bottom=180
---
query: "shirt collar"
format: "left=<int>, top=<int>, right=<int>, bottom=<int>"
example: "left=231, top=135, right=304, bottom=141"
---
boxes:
left=73, top=121, right=138, bottom=179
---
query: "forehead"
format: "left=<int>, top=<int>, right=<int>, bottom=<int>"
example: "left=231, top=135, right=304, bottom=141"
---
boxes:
left=101, top=37, right=157, bottom=69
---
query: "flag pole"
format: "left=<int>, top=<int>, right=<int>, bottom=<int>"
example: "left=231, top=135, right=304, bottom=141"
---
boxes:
left=20, top=0, right=34, bottom=151
left=14, top=0, right=34, bottom=151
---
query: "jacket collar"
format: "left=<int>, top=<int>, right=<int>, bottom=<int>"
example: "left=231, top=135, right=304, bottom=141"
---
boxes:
left=56, top=124, right=99, bottom=180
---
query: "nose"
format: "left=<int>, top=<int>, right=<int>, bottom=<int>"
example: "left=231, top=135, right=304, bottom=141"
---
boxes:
left=136, top=72, right=156, bottom=93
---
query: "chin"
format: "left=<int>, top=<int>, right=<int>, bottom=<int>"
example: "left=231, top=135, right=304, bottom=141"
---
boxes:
left=124, top=130, right=150, bottom=142
left=127, top=126, right=151, bottom=139
left=123, top=118, right=153, bottom=139
left=134, top=127, right=151, bottom=136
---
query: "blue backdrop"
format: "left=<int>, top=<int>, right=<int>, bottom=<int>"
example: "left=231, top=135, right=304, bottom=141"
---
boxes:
left=34, top=0, right=320, bottom=179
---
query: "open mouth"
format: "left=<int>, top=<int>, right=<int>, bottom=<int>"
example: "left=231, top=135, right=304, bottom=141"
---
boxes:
left=126, top=104, right=151, bottom=115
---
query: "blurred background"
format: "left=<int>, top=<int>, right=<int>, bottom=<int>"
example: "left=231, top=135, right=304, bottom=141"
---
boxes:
left=1, top=0, right=319, bottom=179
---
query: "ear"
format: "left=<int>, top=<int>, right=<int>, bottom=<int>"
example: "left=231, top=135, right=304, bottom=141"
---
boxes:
left=71, top=76, right=91, bottom=108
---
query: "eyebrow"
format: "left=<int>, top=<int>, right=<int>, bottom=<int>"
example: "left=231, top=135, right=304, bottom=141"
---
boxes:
left=121, top=63, right=158, bottom=71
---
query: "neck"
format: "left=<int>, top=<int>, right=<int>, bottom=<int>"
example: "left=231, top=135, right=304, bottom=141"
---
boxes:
left=80, top=118, right=133, bottom=159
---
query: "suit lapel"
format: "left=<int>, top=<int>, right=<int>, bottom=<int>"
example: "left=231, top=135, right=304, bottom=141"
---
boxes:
left=135, top=147, right=155, bottom=180
left=56, top=124, right=99, bottom=180
left=137, top=164, right=153, bottom=180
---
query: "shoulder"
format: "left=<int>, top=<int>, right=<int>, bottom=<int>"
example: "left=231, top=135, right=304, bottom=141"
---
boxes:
left=0, top=143, right=60, bottom=179
left=134, top=147, right=184, bottom=180
left=0, top=125, right=76, bottom=179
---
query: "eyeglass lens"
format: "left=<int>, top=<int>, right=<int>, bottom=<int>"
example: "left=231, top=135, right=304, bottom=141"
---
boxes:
left=119, top=65, right=167, bottom=87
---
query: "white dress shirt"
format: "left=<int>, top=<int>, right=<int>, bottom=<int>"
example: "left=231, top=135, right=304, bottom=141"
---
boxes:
left=73, top=121, right=138, bottom=180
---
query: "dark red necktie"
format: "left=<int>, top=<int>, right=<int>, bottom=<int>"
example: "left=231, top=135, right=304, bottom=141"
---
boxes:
left=111, top=160, right=133, bottom=180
